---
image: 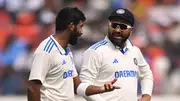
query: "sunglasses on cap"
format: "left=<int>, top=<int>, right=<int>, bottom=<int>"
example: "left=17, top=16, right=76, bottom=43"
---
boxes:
left=109, top=22, right=132, bottom=30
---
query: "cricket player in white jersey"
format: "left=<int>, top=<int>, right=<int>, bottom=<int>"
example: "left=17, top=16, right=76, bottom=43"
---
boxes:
left=27, top=7, right=120, bottom=101
left=79, top=8, right=153, bottom=101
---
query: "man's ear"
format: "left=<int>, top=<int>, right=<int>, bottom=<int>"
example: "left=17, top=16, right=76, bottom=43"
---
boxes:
left=68, top=22, right=75, bottom=31
left=130, top=27, right=134, bottom=36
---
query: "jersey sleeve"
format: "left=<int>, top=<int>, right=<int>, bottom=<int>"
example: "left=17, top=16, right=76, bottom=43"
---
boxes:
left=79, top=49, right=101, bottom=84
left=29, top=51, right=53, bottom=84
left=136, top=47, right=154, bottom=96
left=79, top=49, right=105, bottom=101
left=72, top=63, right=78, bottom=77
left=69, top=52, right=78, bottom=77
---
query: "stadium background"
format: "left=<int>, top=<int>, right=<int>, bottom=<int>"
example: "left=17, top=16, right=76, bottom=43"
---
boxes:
left=0, top=0, right=180, bottom=101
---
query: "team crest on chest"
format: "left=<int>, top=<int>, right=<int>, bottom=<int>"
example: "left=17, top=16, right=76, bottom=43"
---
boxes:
left=133, top=58, right=138, bottom=65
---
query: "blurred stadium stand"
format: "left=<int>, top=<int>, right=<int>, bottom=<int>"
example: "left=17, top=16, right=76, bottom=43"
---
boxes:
left=0, top=0, right=180, bottom=100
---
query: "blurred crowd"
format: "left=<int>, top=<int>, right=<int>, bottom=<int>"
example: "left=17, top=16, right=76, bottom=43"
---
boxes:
left=0, top=0, right=180, bottom=96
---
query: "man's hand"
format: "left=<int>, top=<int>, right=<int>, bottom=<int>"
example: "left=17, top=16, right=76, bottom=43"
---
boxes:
left=102, top=78, right=121, bottom=92
left=81, top=78, right=121, bottom=96
left=138, top=94, right=151, bottom=101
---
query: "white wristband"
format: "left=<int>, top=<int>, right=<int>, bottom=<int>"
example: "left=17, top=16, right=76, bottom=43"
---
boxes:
left=77, top=83, right=90, bottom=96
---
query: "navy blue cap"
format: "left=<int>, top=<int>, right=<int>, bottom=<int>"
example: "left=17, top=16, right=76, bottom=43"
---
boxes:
left=108, top=8, right=134, bottom=26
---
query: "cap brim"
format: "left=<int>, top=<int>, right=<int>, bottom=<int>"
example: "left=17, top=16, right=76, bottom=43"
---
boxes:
left=108, top=16, right=133, bottom=26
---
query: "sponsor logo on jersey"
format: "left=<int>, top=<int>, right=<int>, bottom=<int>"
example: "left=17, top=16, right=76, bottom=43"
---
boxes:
left=63, top=70, right=73, bottom=79
left=115, top=70, right=137, bottom=78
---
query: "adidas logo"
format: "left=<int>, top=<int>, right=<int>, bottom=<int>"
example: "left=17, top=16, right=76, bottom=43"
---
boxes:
left=62, top=60, right=66, bottom=65
left=113, top=58, right=118, bottom=63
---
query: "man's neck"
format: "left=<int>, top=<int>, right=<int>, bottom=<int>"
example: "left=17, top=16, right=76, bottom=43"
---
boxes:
left=115, top=43, right=126, bottom=49
left=118, top=43, right=125, bottom=49
left=53, top=31, right=69, bottom=49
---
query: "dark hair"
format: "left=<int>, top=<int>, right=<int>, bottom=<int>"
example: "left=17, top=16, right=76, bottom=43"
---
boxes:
left=55, top=7, right=86, bottom=31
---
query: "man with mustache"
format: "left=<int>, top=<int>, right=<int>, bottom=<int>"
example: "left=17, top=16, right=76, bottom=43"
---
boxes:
left=27, top=7, right=120, bottom=101
left=79, top=8, right=153, bottom=101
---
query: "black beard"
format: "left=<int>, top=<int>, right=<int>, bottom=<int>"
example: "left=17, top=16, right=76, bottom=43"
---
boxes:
left=108, top=31, right=129, bottom=48
left=69, top=32, right=78, bottom=45
left=68, top=27, right=80, bottom=45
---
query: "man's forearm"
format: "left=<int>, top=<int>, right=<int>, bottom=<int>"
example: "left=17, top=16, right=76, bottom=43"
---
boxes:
left=142, top=94, right=151, bottom=100
left=27, top=88, right=41, bottom=101
left=27, top=81, right=41, bottom=101
left=138, top=94, right=151, bottom=101
left=85, top=85, right=104, bottom=96
left=77, top=79, right=120, bottom=96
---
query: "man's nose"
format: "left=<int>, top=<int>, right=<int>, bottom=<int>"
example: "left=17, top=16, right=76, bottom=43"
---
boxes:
left=115, top=27, right=121, bottom=32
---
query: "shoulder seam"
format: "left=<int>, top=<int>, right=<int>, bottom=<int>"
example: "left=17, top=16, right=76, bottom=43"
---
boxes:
left=90, top=40, right=108, bottom=50
left=128, top=39, right=133, bottom=46
left=43, top=38, right=55, bottom=53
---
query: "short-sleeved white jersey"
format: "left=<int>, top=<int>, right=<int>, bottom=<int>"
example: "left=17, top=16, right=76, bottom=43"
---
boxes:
left=29, top=35, right=78, bottom=101
left=80, top=36, right=153, bottom=101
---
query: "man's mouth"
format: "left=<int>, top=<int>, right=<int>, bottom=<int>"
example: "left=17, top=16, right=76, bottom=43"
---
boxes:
left=112, top=33, right=122, bottom=39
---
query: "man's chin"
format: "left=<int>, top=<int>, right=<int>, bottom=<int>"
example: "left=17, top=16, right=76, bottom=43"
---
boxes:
left=112, top=38, right=127, bottom=46
left=69, top=40, right=78, bottom=45
left=69, top=42, right=77, bottom=45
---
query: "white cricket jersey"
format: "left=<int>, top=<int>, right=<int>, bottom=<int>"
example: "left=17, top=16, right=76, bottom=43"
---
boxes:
left=29, top=35, right=78, bottom=101
left=79, top=36, right=153, bottom=101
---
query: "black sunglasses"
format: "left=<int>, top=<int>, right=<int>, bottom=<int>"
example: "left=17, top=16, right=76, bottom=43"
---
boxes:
left=109, top=22, right=132, bottom=30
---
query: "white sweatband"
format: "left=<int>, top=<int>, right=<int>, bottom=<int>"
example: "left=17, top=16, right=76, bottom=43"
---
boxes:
left=77, top=83, right=90, bottom=96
